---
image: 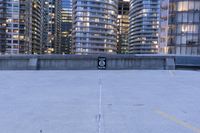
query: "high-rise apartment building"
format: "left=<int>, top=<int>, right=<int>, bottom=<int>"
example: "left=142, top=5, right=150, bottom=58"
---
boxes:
left=21, top=0, right=42, bottom=54
left=117, top=0, right=130, bottom=54
left=72, top=0, right=118, bottom=54
left=0, top=0, right=43, bottom=54
left=167, top=0, right=200, bottom=55
left=45, top=0, right=62, bottom=54
left=0, top=0, right=62, bottom=55
left=129, top=0, right=160, bottom=54
left=61, top=0, right=72, bottom=54
left=0, top=0, right=20, bottom=54
left=41, top=0, right=49, bottom=54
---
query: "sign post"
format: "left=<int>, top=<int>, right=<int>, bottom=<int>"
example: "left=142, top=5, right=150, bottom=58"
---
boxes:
left=97, top=57, right=106, bottom=70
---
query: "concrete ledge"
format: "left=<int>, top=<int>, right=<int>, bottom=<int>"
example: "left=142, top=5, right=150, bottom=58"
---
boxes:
left=175, top=56, right=200, bottom=69
left=0, top=54, right=199, bottom=70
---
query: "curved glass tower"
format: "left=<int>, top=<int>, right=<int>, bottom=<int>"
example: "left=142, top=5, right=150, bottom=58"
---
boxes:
left=129, top=0, right=160, bottom=54
left=72, top=0, right=118, bottom=54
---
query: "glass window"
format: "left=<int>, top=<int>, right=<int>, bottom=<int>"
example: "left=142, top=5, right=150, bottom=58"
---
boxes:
left=193, top=25, right=199, bottom=34
left=178, top=1, right=188, bottom=11
left=187, top=35, right=193, bottom=41
left=193, top=36, right=198, bottom=42
left=194, top=13, right=199, bottom=22
left=176, top=36, right=181, bottom=44
left=194, top=1, right=200, bottom=10
left=188, top=13, right=193, bottom=23
left=181, top=35, right=187, bottom=44
left=177, top=13, right=182, bottom=22
left=182, top=13, right=187, bottom=22
left=188, top=1, right=194, bottom=10
left=178, top=24, right=198, bottom=34
left=177, top=25, right=182, bottom=33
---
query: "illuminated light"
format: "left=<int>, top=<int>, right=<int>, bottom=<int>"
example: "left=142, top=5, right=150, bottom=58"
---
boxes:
left=108, top=49, right=113, bottom=53
left=153, top=41, right=158, bottom=44
left=6, top=19, right=12, bottom=23
left=33, top=4, right=37, bottom=8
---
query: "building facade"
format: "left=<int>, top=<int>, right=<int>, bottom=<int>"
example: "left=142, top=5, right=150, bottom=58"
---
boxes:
left=30, top=0, right=42, bottom=54
left=41, top=0, right=49, bottom=54
left=0, top=0, right=43, bottom=54
left=167, top=0, right=200, bottom=55
left=129, top=0, right=160, bottom=54
left=159, top=0, right=169, bottom=54
left=61, top=0, right=72, bottom=54
left=117, top=0, right=130, bottom=54
left=0, top=0, right=20, bottom=54
left=72, top=0, right=118, bottom=54
left=44, top=0, right=62, bottom=54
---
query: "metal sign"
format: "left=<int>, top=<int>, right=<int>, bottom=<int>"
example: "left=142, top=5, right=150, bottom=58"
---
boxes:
left=98, top=57, right=106, bottom=69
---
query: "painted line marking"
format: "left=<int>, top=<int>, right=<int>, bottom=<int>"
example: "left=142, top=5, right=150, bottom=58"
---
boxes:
left=98, top=70, right=102, bottom=133
left=155, top=109, right=200, bottom=133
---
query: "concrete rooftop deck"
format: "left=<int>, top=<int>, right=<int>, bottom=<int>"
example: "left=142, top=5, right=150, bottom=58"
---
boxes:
left=0, top=70, right=200, bottom=133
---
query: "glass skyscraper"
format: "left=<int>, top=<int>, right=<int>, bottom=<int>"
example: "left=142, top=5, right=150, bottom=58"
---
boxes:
left=129, top=0, right=160, bottom=54
left=168, top=0, right=200, bottom=55
left=72, top=0, right=118, bottom=54
left=61, top=0, right=72, bottom=54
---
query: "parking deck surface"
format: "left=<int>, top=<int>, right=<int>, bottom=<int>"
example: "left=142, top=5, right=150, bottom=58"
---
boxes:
left=0, top=70, right=200, bottom=133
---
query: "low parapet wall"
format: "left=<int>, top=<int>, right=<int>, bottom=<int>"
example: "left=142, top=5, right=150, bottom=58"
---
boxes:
left=0, top=54, right=199, bottom=70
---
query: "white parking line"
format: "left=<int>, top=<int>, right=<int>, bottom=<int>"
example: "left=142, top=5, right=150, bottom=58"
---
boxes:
left=98, top=70, right=102, bottom=133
